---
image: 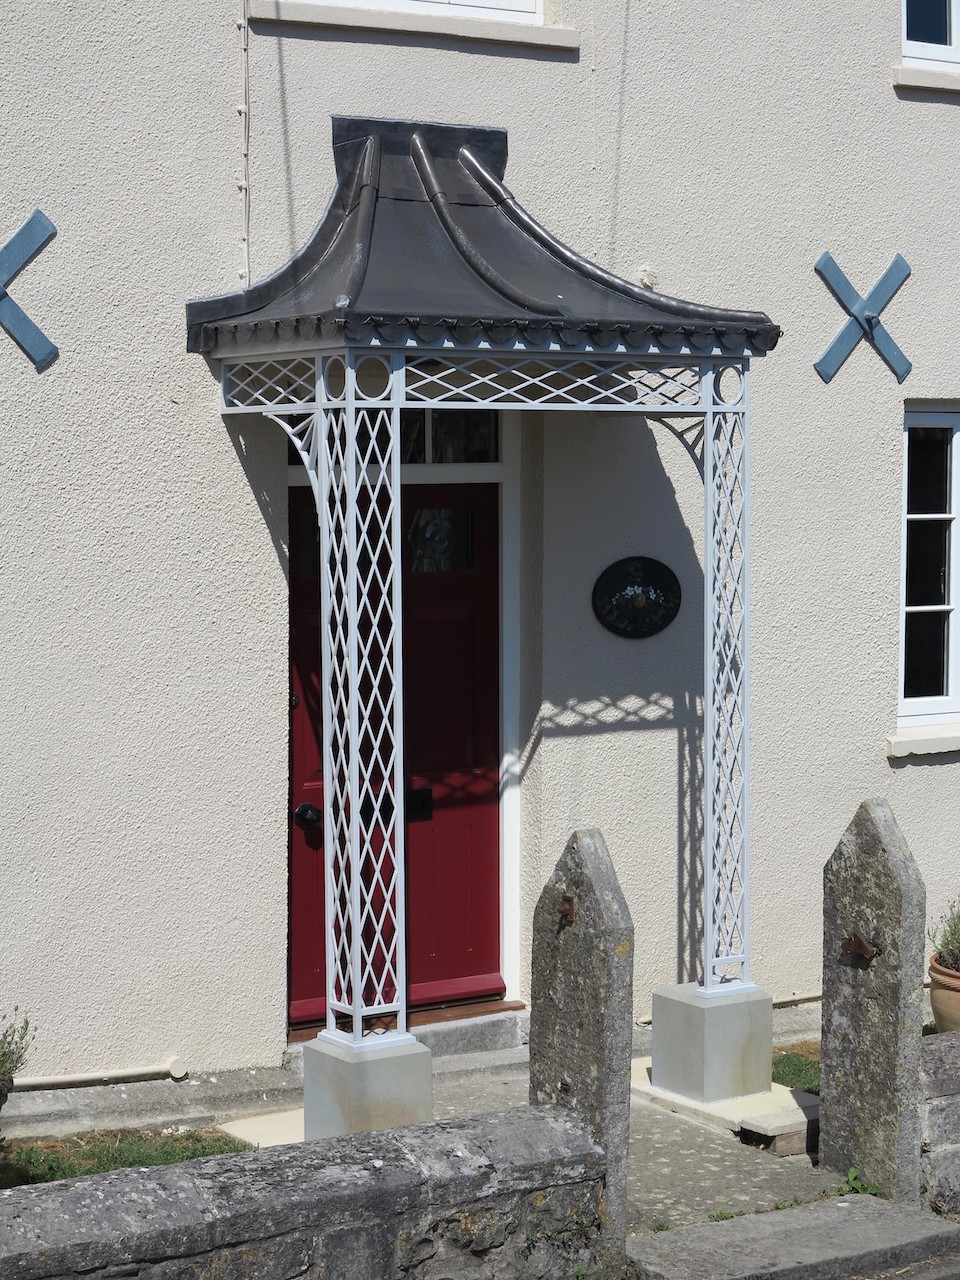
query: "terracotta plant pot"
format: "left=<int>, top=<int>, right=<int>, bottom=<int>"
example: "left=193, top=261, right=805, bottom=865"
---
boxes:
left=930, top=954, right=960, bottom=1033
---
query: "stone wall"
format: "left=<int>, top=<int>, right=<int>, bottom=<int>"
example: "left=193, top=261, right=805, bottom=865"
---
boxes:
left=0, top=1108, right=605, bottom=1280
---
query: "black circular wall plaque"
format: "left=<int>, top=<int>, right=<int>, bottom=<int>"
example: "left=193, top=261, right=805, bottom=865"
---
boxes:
left=591, top=557, right=682, bottom=639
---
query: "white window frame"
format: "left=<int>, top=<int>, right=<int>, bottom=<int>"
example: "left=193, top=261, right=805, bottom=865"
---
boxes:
left=902, top=0, right=960, bottom=69
left=312, top=0, right=540, bottom=22
left=899, top=411, right=960, bottom=725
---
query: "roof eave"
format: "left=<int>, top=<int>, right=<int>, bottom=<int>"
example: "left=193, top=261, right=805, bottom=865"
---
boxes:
left=200, top=309, right=781, bottom=360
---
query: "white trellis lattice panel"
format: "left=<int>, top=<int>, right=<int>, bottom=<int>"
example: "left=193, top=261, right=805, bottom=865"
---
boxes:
left=220, top=354, right=717, bottom=415
left=315, top=386, right=409, bottom=1041
left=702, top=362, right=751, bottom=991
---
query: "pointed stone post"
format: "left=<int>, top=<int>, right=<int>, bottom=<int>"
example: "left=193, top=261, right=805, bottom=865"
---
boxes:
left=820, top=799, right=926, bottom=1202
left=529, top=829, right=634, bottom=1277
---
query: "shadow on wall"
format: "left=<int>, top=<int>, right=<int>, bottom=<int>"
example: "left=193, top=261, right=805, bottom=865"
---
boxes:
left=226, top=415, right=291, bottom=581
left=524, top=411, right=705, bottom=985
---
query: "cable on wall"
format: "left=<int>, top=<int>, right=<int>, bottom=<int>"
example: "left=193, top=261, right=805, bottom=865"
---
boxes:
left=237, top=0, right=252, bottom=284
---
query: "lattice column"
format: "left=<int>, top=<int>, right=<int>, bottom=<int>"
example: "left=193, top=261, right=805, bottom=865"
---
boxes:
left=702, top=361, right=753, bottom=993
left=316, top=351, right=411, bottom=1045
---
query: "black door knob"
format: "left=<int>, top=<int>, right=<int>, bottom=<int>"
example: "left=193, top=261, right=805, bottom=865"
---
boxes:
left=294, top=803, right=322, bottom=831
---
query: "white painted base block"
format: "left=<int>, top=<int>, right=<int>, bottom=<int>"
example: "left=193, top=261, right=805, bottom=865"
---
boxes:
left=651, top=982, right=773, bottom=1103
left=302, top=1036, right=433, bottom=1139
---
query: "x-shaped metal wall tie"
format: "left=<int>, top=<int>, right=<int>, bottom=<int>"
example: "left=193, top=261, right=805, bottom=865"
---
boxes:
left=814, top=251, right=911, bottom=384
left=0, top=209, right=58, bottom=373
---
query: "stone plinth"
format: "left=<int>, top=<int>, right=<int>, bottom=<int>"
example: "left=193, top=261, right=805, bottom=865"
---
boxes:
left=820, top=798, right=925, bottom=1203
left=529, top=828, right=634, bottom=1278
left=303, top=1034, right=432, bottom=1139
left=651, top=982, right=772, bottom=1103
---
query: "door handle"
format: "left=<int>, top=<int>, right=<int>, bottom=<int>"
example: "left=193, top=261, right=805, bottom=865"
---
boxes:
left=294, top=803, right=322, bottom=831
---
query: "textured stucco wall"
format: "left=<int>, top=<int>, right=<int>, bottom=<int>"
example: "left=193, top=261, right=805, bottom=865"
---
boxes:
left=4, top=0, right=960, bottom=1070
left=0, top=3, right=289, bottom=1072
left=532, top=3, right=960, bottom=1010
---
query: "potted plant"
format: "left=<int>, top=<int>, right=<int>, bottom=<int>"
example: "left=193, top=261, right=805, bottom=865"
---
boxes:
left=929, top=902, right=960, bottom=1033
left=0, top=1008, right=32, bottom=1114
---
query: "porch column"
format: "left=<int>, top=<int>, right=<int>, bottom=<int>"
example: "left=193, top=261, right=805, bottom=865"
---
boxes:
left=651, top=358, right=772, bottom=1104
left=304, top=350, right=432, bottom=1137
left=702, top=360, right=752, bottom=993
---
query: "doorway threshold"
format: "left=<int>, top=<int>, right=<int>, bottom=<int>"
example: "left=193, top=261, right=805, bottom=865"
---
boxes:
left=288, top=999, right=526, bottom=1055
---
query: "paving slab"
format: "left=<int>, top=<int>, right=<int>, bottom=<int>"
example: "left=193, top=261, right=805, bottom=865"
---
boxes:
left=220, top=1107, right=303, bottom=1147
left=627, top=1196, right=960, bottom=1280
left=432, top=1051, right=528, bottom=1119
left=626, top=1096, right=838, bottom=1236
left=632, top=1056, right=818, bottom=1140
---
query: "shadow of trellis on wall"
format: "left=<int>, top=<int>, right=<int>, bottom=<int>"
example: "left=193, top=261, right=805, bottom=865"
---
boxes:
left=518, top=687, right=704, bottom=986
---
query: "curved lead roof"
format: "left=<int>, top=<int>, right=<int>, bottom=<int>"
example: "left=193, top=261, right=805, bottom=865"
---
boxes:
left=186, top=116, right=780, bottom=357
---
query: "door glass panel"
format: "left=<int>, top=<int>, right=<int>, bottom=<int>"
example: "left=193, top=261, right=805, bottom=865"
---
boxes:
left=907, top=0, right=950, bottom=44
left=432, top=410, right=498, bottom=463
left=407, top=508, right=474, bottom=573
left=908, top=428, right=951, bottom=513
left=904, top=611, right=949, bottom=697
left=906, top=519, right=950, bottom=605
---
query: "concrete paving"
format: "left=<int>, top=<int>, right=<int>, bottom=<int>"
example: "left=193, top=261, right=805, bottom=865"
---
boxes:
left=215, top=1031, right=841, bottom=1239
left=220, top=1107, right=303, bottom=1146
left=435, top=1044, right=841, bottom=1237
left=627, top=1196, right=960, bottom=1280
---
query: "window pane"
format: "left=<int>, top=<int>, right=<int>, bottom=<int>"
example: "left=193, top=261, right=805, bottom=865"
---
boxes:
left=432, top=411, right=498, bottom=464
left=907, top=0, right=950, bottom=44
left=908, top=427, right=951, bottom=513
left=401, top=409, right=427, bottom=463
left=905, top=611, right=949, bottom=697
left=906, top=519, right=951, bottom=605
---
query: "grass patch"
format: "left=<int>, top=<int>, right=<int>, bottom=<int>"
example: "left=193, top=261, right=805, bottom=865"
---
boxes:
left=772, top=1039, right=820, bottom=1095
left=0, top=1127, right=251, bottom=1189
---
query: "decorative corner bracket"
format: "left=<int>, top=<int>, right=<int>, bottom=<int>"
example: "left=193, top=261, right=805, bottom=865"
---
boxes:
left=814, top=251, right=911, bottom=385
left=0, top=209, right=58, bottom=373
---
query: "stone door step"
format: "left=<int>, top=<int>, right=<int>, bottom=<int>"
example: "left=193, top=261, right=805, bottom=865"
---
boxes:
left=627, top=1196, right=960, bottom=1280
left=631, top=1057, right=819, bottom=1156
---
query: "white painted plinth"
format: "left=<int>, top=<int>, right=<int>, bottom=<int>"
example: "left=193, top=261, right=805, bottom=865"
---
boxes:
left=302, top=1034, right=433, bottom=1139
left=651, top=982, right=772, bottom=1103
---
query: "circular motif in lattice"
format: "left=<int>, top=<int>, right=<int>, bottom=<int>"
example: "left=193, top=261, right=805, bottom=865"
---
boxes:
left=323, top=356, right=346, bottom=401
left=714, top=365, right=744, bottom=407
left=354, top=355, right=391, bottom=400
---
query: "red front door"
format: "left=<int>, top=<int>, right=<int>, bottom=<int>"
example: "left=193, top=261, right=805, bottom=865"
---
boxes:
left=288, top=482, right=503, bottom=1023
left=288, top=489, right=326, bottom=1024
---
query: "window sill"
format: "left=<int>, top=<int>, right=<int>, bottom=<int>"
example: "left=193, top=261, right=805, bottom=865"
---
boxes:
left=885, top=724, right=960, bottom=758
left=893, top=62, right=960, bottom=93
left=247, top=1, right=581, bottom=49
